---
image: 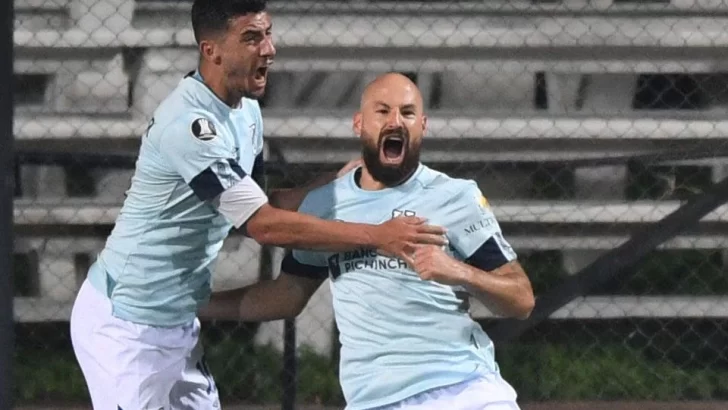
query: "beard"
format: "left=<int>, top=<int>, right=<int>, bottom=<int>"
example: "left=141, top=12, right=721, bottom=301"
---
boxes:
left=361, top=127, right=421, bottom=187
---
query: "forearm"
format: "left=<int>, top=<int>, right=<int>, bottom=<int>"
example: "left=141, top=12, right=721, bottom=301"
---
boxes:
left=457, top=261, right=534, bottom=319
left=246, top=204, right=377, bottom=252
left=199, top=281, right=302, bottom=322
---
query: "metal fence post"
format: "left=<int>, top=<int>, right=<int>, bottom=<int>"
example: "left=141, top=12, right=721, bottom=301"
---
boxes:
left=281, top=318, right=297, bottom=410
left=0, top=0, right=15, bottom=407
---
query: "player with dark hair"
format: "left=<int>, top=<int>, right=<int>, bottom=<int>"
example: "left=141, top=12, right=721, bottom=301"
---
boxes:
left=69, top=1, right=446, bottom=408
left=201, top=73, right=535, bottom=410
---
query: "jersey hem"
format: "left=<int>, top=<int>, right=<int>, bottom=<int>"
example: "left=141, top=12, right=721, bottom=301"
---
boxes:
left=110, top=305, right=197, bottom=328
left=86, top=263, right=198, bottom=328
left=344, top=369, right=493, bottom=410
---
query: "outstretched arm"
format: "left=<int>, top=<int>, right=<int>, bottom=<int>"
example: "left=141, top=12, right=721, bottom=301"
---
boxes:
left=243, top=204, right=445, bottom=264
left=199, top=272, right=324, bottom=322
left=214, top=158, right=445, bottom=260
left=157, top=114, right=444, bottom=260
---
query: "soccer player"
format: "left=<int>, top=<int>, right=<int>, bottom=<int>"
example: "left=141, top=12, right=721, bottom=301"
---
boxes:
left=69, top=1, right=447, bottom=409
left=201, top=72, right=536, bottom=410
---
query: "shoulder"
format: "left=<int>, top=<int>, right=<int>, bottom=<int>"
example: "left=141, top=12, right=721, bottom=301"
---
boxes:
left=150, top=110, right=224, bottom=146
left=298, top=170, right=355, bottom=218
left=298, top=185, right=334, bottom=219
left=419, top=166, right=486, bottom=207
left=156, top=78, right=226, bottom=128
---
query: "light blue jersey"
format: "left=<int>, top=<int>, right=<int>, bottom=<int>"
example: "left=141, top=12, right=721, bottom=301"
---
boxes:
left=88, top=71, right=265, bottom=327
left=282, top=164, right=518, bottom=410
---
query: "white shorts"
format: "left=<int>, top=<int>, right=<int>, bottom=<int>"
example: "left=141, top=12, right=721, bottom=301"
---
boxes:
left=70, top=279, right=221, bottom=409
left=377, top=373, right=520, bottom=410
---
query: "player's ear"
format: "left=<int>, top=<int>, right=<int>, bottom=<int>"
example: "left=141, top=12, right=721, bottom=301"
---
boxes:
left=199, top=40, right=220, bottom=65
left=353, top=112, right=363, bottom=138
left=421, top=114, right=428, bottom=135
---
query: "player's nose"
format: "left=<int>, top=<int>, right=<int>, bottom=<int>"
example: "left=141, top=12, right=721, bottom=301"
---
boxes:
left=260, top=37, right=276, bottom=58
left=385, top=110, right=403, bottom=128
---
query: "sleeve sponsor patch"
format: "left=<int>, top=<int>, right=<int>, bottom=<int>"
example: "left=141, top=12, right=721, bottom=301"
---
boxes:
left=191, top=118, right=217, bottom=141
left=477, top=194, right=489, bottom=209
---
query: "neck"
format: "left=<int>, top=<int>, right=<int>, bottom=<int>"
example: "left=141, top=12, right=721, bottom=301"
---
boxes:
left=358, top=164, right=418, bottom=191
left=198, top=64, right=242, bottom=107
left=359, top=166, right=388, bottom=191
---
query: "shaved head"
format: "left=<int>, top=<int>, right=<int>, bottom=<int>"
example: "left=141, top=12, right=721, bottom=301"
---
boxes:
left=353, top=73, right=427, bottom=187
left=360, top=73, right=423, bottom=110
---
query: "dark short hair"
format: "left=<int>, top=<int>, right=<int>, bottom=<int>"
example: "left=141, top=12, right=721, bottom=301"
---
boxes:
left=191, top=0, right=268, bottom=43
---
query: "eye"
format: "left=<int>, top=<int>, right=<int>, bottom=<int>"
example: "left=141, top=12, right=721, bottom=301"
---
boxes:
left=376, top=109, right=388, bottom=114
left=242, top=32, right=263, bottom=44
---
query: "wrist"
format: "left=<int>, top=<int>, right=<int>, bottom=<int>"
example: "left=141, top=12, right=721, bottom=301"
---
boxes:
left=363, top=224, right=381, bottom=248
left=454, top=259, right=479, bottom=287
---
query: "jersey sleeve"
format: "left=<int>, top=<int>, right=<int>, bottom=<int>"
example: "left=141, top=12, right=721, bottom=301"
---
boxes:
left=157, top=113, right=249, bottom=201
left=446, top=182, right=517, bottom=271
left=279, top=189, right=330, bottom=280
left=251, top=152, right=265, bottom=189
left=247, top=99, right=266, bottom=189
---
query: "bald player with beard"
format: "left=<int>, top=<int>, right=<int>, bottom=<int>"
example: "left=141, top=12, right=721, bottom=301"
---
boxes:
left=201, top=73, right=535, bottom=410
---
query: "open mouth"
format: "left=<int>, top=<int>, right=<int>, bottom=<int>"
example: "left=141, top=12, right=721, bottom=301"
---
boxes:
left=381, top=134, right=406, bottom=163
left=254, top=66, right=268, bottom=81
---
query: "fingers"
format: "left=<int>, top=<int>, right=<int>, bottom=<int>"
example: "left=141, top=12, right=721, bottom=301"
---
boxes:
left=392, top=217, right=446, bottom=236
left=399, top=252, right=416, bottom=268
left=416, top=224, right=447, bottom=235
left=393, top=216, right=426, bottom=225
left=415, top=234, right=448, bottom=246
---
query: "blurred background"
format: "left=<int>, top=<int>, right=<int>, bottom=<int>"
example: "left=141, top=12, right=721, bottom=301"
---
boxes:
left=6, top=0, right=728, bottom=409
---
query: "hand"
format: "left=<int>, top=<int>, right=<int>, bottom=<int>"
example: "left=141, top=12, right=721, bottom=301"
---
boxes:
left=412, top=245, right=468, bottom=286
left=336, top=158, right=363, bottom=178
left=373, top=217, right=447, bottom=267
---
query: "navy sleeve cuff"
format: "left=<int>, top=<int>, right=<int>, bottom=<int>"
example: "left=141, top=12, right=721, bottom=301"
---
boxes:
left=189, top=159, right=247, bottom=201
left=465, top=236, right=510, bottom=272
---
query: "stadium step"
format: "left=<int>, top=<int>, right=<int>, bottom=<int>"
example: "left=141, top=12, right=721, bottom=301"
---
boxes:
left=508, top=235, right=728, bottom=251
left=13, top=199, right=728, bottom=226
left=16, top=0, right=133, bottom=33
left=14, top=3, right=728, bottom=49
left=15, top=50, right=129, bottom=115
left=15, top=295, right=728, bottom=322
left=131, top=0, right=728, bottom=15
left=16, top=112, right=728, bottom=141
left=129, top=46, right=728, bottom=113
left=14, top=111, right=728, bottom=163
left=469, top=295, right=728, bottom=319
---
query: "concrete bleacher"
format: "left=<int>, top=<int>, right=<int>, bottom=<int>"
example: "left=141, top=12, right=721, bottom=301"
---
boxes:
left=12, top=0, right=728, bottom=354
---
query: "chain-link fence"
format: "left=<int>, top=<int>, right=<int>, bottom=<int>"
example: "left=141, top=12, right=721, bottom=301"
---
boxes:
left=9, top=0, right=728, bottom=408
